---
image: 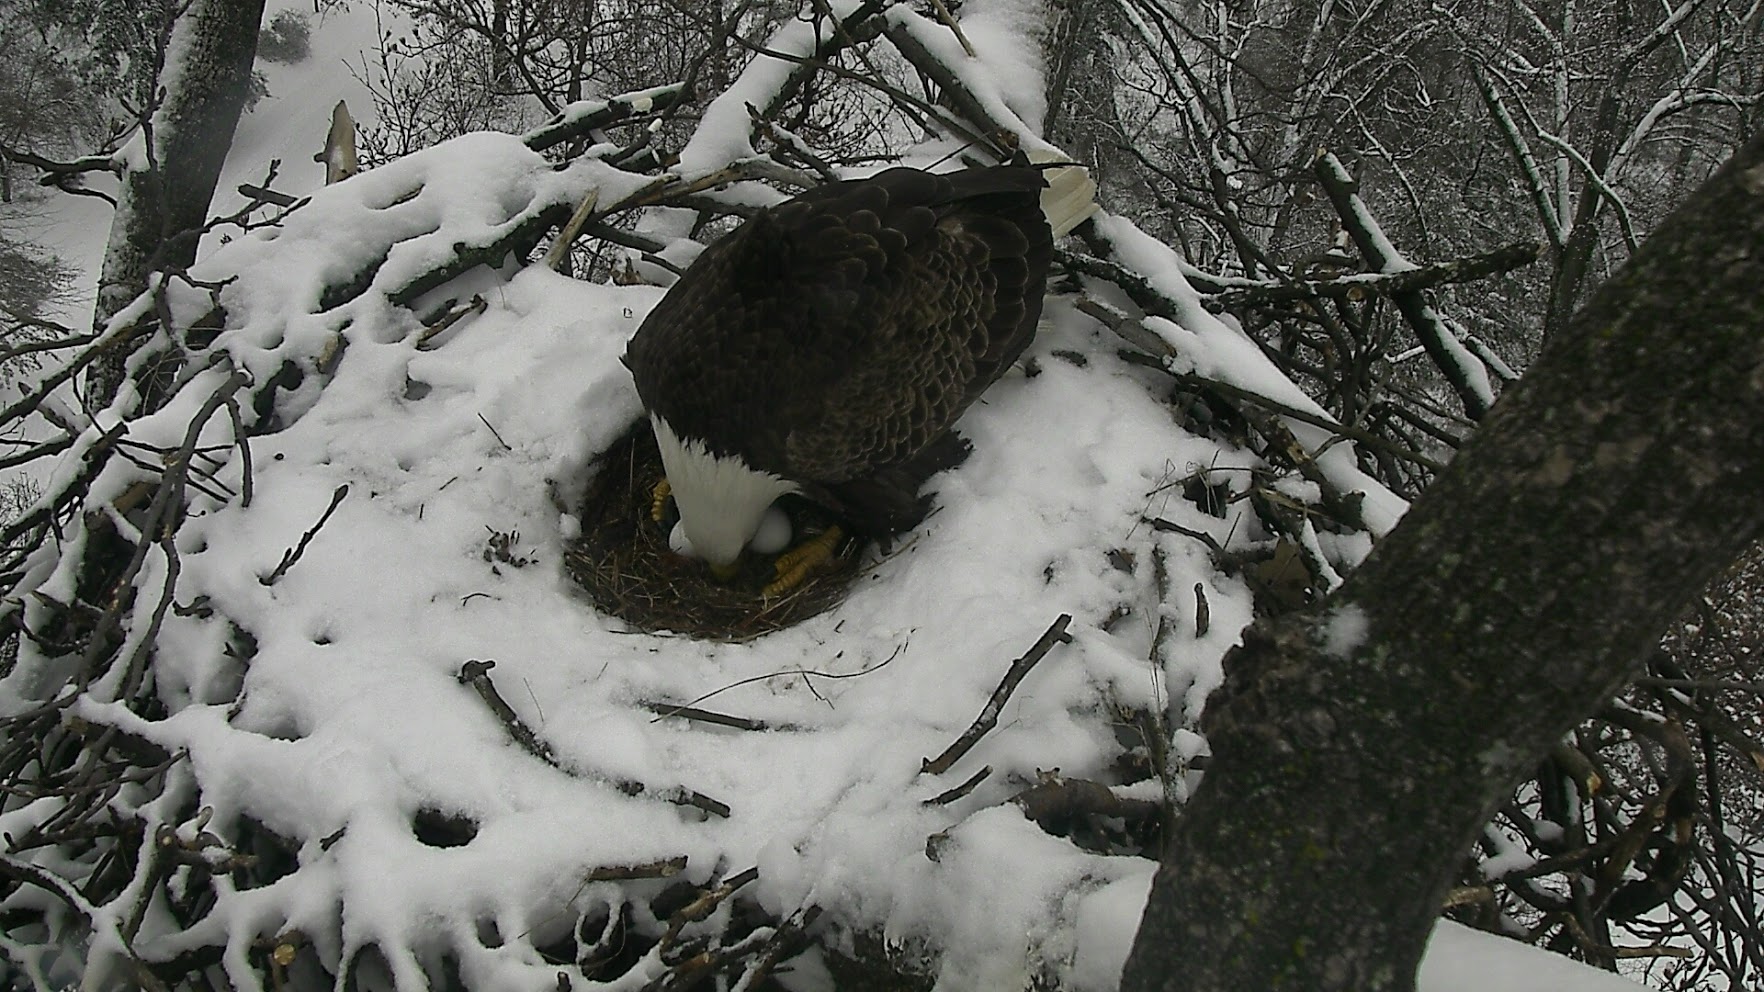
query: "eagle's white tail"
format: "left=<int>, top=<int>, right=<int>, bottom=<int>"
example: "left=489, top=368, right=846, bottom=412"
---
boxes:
left=1031, top=151, right=1100, bottom=238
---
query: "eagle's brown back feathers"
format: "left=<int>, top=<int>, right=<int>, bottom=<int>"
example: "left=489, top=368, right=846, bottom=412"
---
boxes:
left=625, top=163, right=1054, bottom=536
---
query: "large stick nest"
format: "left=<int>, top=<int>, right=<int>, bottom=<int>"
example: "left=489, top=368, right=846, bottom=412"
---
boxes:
left=565, top=421, right=867, bottom=639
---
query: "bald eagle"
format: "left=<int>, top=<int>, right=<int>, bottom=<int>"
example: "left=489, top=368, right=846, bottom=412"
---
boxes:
left=624, top=161, right=1095, bottom=577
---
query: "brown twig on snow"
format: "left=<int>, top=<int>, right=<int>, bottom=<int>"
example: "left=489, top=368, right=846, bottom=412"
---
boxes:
left=457, top=659, right=559, bottom=767
left=458, top=661, right=732, bottom=818
left=415, top=295, right=487, bottom=349
left=642, top=700, right=771, bottom=731
left=585, top=856, right=691, bottom=882
left=921, top=615, right=1073, bottom=775
left=259, top=484, right=350, bottom=586
left=236, top=182, right=301, bottom=208
left=922, top=765, right=992, bottom=805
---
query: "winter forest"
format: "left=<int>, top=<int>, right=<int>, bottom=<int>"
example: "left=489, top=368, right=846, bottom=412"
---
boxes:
left=0, top=0, right=1761, bottom=989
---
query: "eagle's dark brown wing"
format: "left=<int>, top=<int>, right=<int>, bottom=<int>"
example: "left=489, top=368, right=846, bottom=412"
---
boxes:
left=624, top=163, right=1053, bottom=535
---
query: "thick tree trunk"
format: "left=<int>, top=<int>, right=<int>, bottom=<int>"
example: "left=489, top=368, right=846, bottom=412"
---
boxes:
left=1121, top=133, right=1764, bottom=990
left=91, top=0, right=265, bottom=405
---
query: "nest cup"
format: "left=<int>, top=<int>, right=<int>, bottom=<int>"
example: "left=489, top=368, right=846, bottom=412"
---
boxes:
left=566, top=421, right=865, bottom=639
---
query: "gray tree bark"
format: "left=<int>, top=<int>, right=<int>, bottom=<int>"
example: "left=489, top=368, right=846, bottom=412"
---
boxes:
left=1121, top=131, right=1764, bottom=990
left=91, top=0, right=266, bottom=405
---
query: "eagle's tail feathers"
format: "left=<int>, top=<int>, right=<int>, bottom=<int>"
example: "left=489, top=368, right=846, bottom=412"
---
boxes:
left=1029, top=151, right=1101, bottom=238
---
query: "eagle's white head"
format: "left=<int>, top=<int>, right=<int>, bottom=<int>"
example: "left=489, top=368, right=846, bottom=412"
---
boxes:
left=651, top=415, right=797, bottom=569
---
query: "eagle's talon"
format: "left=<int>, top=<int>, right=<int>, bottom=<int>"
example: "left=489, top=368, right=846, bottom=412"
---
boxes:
left=764, top=525, right=845, bottom=598
left=650, top=477, right=672, bottom=525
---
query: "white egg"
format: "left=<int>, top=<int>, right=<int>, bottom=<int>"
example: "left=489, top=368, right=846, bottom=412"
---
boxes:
left=668, top=520, right=698, bottom=557
left=749, top=505, right=794, bottom=555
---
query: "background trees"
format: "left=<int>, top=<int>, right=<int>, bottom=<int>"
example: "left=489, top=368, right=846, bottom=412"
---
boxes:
left=0, top=0, right=1760, bottom=989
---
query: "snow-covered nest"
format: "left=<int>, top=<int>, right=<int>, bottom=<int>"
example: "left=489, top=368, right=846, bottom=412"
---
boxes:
left=0, top=3, right=1651, bottom=991
left=2, top=126, right=1260, bottom=988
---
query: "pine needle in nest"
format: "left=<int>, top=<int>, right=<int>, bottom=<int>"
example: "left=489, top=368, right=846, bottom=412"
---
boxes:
left=566, top=422, right=864, bottom=639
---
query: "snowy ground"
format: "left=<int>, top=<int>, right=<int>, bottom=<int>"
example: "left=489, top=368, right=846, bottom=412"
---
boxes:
left=0, top=1, right=1655, bottom=989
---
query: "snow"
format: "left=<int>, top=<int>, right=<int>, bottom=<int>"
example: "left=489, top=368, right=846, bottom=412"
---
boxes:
left=1421, top=922, right=1648, bottom=991
left=9, top=140, right=1271, bottom=982
left=8, top=135, right=1620, bottom=983
left=884, top=2, right=1050, bottom=148
left=1089, top=213, right=1410, bottom=536
left=0, top=2, right=1666, bottom=989
left=218, top=2, right=387, bottom=206
left=678, top=1, right=876, bottom=177
left=1051, top=864, right=1650, bottom=992
left=1320, top=603, right=1370, bottom=658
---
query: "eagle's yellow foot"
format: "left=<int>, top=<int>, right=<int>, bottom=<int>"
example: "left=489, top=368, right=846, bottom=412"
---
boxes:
left=764, top=525, right=845, bottom=598
left=650, top=477, right=672, bottom=524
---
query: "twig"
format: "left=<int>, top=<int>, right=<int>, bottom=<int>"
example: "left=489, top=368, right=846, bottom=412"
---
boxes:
left=260, top=484, right=349, bottom=586
left=1202, top=241, right=1541, bottom=312
left=0, top=330, right=99, bottom=366
left=584, top=856, right=690, bottom=882
left=667, top=640, right=907, bottom=712
left=477, top=414, right=512, bottom=451
left=642, top=700, right=770, bottom=730
left=731, top=906, right=820, bottom=990
left=1146, top=516, right=1226, bottom=556
left=922, top=765, right=991, bottom=805
left=235, top=183, right=301, bottom=208
left=415, top=296, right=487, bottom=349
left=457, top=659, right=559, bottom=766
left=1010, top=774, right=1162, bottom=834
left=223, top=395, right=253, bottom=508
left=460, top=662, right=730, bottom=817
left=922, top=616, right=1073, bottom=774
left=544, top=189, right=601, bottom=270
left=0, top=434, right=77, bottom=472
left=1115, top=349, right=1448, bottom=473
left=1060, top=245, right=1236, bottom=300
left=0, top=853, right=167, bottom=991
left=1073, top=296, right=1183, bottom=360
left=924, top=0, right=977, bottom=57
left=1636, top=676, right=1764, bottom=694
left=647, top=785, right=731, bottom=819
left=521, top=81, right=690, bottom=153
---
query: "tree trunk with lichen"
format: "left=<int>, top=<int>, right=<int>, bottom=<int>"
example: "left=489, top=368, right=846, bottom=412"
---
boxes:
left=90, top=0, right=265, bottom=406
left=1121, top=134, right=1764, bottom=990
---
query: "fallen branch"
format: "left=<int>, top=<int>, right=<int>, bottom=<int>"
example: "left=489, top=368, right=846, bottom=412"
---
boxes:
left=415, top=295, right=487, bottom=349
left=922, top=615, right=1073, bottom=775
